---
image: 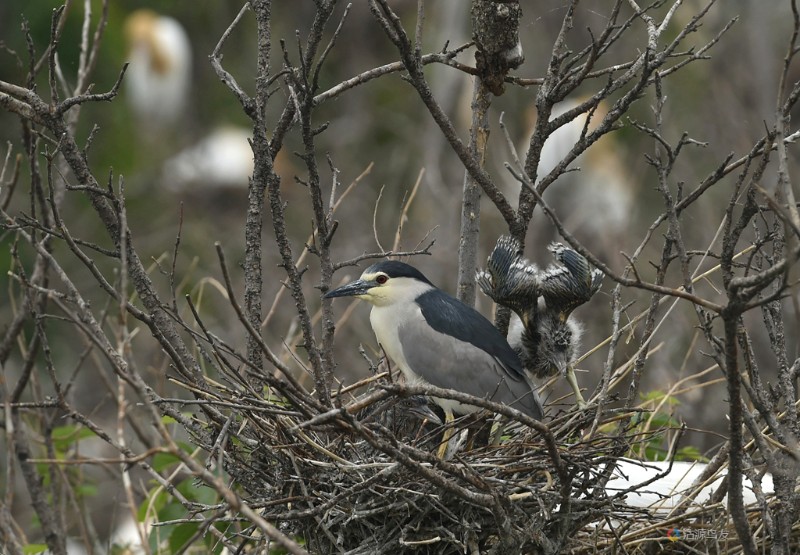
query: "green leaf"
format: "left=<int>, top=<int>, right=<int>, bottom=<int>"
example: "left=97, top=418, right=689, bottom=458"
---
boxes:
left=23, top=544, right=48, bottom=554
left=640, top=390, right=681, bottom=406
left=35, top=462, right=51, bottom=484
left=168, top=522, right=200, bottom=553
left=51, top=425, right=95, bottom=452
left=138, top=488, right=168, bottom=522
left=644, top=445, right=668, bottom=461
left=76, top=484, right=98, bottom=498
left=676, top=445, right=708, bottom=462
left=176, top=477, right=216, bottom=504
left=647, top=412, right=673, bottom=428
left=192, top=483, right=218, bottom=506
left=149, top=523, right=172, bottom=554
left=152, top=452, right=181, bottom=472
left=157, top=500, right=187, bottom=522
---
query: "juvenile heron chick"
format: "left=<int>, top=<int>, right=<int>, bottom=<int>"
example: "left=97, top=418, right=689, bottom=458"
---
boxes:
left=478, top=237, right=603, bottom=408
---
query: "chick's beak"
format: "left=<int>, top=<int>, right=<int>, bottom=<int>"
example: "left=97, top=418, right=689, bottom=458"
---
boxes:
left=550, top=353, right=569, bottom=377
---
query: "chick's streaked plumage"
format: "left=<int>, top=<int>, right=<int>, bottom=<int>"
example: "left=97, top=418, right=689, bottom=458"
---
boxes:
left=476, top=235, right=539, bottom=320
left=540, top=242, right=604, bottom=320
left=478, top=237, right=602, bottom=403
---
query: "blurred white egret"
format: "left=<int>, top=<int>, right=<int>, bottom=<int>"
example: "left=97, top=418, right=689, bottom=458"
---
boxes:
left=534, top=99, right=636, bottom=244
left=161, top=127, right=255, bottom=191
left=124, top=10, right=191, bottom=127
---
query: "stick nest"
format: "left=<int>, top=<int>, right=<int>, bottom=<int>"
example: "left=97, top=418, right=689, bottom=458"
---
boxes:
left=180, top=374, right=787, bottom=555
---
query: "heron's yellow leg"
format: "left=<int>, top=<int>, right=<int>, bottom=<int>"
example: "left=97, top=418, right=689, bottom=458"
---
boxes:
left=489, top=414, right=507, bottom=446
left=437, top=409, right=454, bottom=459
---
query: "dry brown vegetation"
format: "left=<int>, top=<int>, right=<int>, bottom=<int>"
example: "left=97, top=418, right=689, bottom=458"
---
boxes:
left=1, top=1, right=799, bottom=553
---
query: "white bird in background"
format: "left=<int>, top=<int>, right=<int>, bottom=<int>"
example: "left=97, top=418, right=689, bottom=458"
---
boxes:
left=543, top=100, right=634, bottom=231
left=523, top=99, right=636, bottom=260
left=161, top=126, right=255, bottom=191
left=122, top=10, right=260, bottom=193
left=123, top=9, right=191, bottom=128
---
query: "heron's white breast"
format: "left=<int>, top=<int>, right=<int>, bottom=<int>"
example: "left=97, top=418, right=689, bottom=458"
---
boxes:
left=369, top=302, right=482, bottom=415
left=369, top=303, right=423, bottom=385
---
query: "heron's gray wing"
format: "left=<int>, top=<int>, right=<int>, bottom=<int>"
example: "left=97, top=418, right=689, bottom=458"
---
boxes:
left=415, top=289, right=526, bottom=376
left=398, top=297, right=543, bottom=419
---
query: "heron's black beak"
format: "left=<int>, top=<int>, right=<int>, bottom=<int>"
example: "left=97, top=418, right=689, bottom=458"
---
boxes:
left=324, top=279, right=374, bottom=299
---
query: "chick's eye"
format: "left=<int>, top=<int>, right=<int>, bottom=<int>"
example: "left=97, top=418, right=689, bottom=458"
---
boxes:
left=376, top=275, right=388, bottom=285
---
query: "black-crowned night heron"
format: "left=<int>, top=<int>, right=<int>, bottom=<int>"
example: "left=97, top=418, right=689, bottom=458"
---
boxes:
left=477, top=236, right=602, bottom=408
left=325, top=260, right=544, bottom=455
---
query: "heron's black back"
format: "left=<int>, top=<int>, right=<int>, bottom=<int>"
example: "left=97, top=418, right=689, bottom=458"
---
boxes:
left=416, top=289, right=527, bottom=382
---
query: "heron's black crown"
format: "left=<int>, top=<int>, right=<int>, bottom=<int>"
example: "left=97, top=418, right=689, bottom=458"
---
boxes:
left=365, top=260, right=433, bottom=286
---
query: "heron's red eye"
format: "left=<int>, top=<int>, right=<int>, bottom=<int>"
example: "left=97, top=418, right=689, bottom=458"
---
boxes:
left=376, top=275, right=388, bottom=285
